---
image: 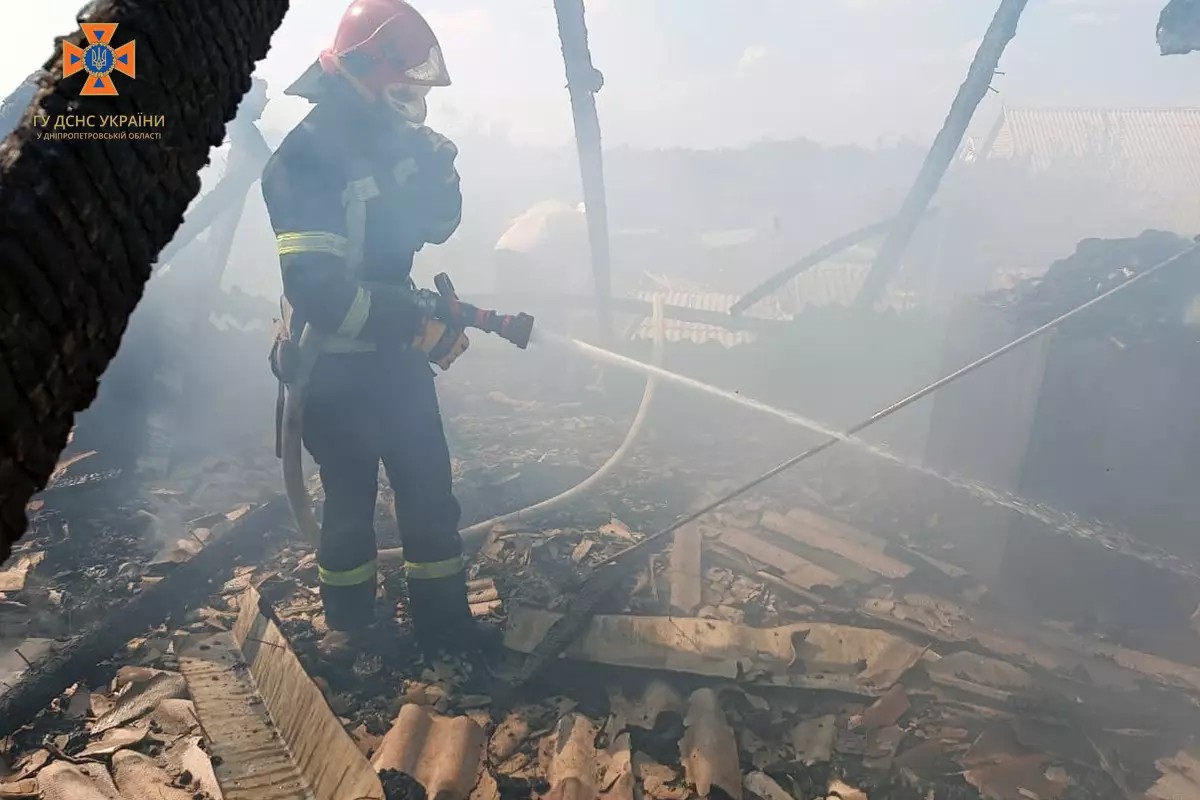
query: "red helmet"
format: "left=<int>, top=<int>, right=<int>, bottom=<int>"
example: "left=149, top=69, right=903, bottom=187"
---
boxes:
left=319, top=0, right=450, bottom=101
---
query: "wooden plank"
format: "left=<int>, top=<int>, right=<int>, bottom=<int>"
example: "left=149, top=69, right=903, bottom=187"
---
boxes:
left=785, top=508, right=887, bottom=550
left=669, top=526, right=703, bottom=614
left=760, top=511, right=913, bottom=580
left=715, top=528, right=843, bottom=590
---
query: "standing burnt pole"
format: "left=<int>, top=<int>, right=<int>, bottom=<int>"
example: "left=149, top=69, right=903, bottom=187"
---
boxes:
left=856, top=0, right=1029, bottom=307
left=553, top=0, right=614, bottom=337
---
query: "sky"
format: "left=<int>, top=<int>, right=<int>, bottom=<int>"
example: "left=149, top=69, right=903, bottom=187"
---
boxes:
left=3, top=0, right=1197, bottom=150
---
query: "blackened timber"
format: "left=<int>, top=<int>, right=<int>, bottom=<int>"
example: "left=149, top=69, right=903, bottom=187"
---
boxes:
left=730, top=217, right=899, bottom=316
left=0, top=497, right=288, bottom=737
left=856, top=0, right=1029, bottom=307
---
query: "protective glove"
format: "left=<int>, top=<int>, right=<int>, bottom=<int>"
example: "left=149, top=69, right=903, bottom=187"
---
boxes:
left=413, top=318, right=469, bottom=370
left=406, top=281, right=468, bottom=370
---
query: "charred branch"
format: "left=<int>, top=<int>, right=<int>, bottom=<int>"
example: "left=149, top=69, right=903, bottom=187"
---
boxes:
left=857, top=0, right=1029, bottom=307
left=1158, top=0, right=1200, bottom=54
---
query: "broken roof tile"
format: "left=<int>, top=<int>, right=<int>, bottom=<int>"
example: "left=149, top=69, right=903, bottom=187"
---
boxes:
left=111, top=750, right=194, bottom=800
left=1146, top=748, right=1200, bottom=800
left=853, top=684, right=910, bottom=731
left=791, top=715, right=837, bottom=766
left=681, top=688, right=742, bottom=800
left=37, top=761, right=120, bottom=800
left=633, top=753, right=686, bottom=800
left=743, top=771, right=796, bottom=800
left=600, top=733, right=635, bottom=800
left=668, top=526, right=703, bottom=615
left=489, top=708, right=533, bottom=763
left=0, top=551, right=45, bottom=592
left=608, top=680, right=685, bottom=733
left=542, top=713, right=599, bottom=800
left=372, top=704, right=485, bottom=800
left=504, top=608, right=924, bottom=695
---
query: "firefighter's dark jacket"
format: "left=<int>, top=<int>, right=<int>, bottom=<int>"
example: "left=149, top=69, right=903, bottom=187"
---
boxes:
left=261, top=96, right=462, bottom=351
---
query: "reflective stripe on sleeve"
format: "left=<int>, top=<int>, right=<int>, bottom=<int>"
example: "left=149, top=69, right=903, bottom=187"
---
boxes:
left=276, top=231, right=349, bottom=258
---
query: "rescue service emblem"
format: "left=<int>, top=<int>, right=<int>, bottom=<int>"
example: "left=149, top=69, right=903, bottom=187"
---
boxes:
left=63, top=23, right=136, bottom=97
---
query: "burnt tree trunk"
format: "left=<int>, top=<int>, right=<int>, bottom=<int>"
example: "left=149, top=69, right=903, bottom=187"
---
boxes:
left=1158, top=0, right=1200, bottom=54
left=856, top=0, right=1029, bottom=307
left=0, top=73, right=39, bottom=139
left=0, top=0, right=290, bottom=562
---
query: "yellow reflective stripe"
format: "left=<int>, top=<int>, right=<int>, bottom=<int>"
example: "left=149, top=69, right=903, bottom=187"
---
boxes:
left=276, top=231, right=349, bottom=257
left=405, top=556, right=463, bottom=580
left=318, top=559, right=377, bottom=587
left=336, top=286, right=372, bottom=340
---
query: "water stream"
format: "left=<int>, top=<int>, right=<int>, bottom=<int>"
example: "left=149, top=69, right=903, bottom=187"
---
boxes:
left=533, top=329, right=1200, bottom=580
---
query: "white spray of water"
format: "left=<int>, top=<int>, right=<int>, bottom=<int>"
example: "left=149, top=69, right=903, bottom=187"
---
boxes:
left=534, top=329, right=1198, bottom=578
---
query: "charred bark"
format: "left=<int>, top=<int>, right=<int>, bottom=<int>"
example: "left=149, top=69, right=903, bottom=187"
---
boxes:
left=856, top=0, right=1028, bottom=308
left=0, top=73, right=38, bottom=140
left=1158, top=0, right=1200, bottom=54
left=0, top=0, right=290, bottom=562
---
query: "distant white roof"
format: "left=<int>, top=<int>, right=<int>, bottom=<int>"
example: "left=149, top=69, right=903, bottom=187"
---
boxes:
left=494, top=201, right=585, bottom=254
left=978, top=106, right=1200, bottom=232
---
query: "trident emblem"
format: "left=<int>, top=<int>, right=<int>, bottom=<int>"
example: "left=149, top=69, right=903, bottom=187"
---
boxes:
left=63, top=22, right=136, bottom=97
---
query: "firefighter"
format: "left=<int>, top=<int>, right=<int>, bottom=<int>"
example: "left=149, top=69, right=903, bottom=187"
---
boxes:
left=261, top=0, right=473, bottom=655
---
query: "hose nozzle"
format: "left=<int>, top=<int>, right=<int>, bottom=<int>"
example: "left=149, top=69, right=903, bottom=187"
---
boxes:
left=433, top=272, right=535, bottom=349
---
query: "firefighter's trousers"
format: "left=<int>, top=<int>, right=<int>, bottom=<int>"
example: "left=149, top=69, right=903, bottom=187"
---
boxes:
left=302, top=349, right=470, bottom=639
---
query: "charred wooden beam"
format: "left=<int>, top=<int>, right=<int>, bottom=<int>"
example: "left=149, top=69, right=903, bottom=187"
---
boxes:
left=730, top=216, right=900, bottom=316
left=0, top=497, right=287, bottom=737
left=856, top=0, right=1029, bottom=307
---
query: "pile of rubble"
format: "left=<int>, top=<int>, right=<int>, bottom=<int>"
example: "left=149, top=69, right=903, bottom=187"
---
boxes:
left=5, top=376, right=1200, bottom=800
left=9, top=488, right=1200, bottom=799
left=985, top=230, right=1200, bottom=344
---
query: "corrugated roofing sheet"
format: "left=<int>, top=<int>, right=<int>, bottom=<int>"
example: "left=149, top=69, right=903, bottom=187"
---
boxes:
left=984, top=107, right=1200, bottom=230
left=629, top=290, right=774, bottom=347
left=779, top=261, right=873, bottom=311
left=630, top=262, right=877, bottom=347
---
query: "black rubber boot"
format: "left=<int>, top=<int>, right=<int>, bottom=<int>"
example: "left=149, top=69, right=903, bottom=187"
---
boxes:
left=406, top=570, right=477, bottom=656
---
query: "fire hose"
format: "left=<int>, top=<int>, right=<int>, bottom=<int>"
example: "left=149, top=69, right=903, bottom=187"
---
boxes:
left=288, top=294, right=665, bottom=562
left=378, top=297, right=667, bottom=563
left=281, top=276, right=534, bottom=544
